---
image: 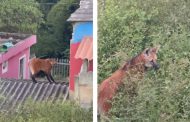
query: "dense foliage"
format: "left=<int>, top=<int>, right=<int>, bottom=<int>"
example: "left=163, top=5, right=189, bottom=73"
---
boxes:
left=98, top=0, right=190, bottom=121
left=36, top=0, right=60, bottom=18
left=33, top=0, right=79, bottom=58
left=0, top=100, right=92, bottom=122
left=0, top=0, right=43, bottom=33
left=0, top=0, right=79, bottom=58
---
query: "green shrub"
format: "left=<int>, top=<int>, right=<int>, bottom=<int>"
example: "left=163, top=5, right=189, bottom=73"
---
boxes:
left=98, top=0, right=190, bottom=121
left=0, top=0, right=43, bottom=33
left=0, top=100, right=92, bottom=122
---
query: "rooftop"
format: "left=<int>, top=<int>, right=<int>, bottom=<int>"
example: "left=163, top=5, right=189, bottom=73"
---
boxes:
left=0, top=32, right=36, bottom=64
left=0, top=32, right=31, bottom=44
left=0, top=32, right=32, bottom=53
left=0, top=78, right=69, bottom=110
left=75, top=36, right=93, bottom=60
left=67, top=0, right=93, bottom=22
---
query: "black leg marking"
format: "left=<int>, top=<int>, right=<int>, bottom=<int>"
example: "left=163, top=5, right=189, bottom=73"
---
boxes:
left=49, top=74, right=56, bottom=83
left=45, top=73, right=53, bottom=83
left=31, top=75, right=37, bottom=83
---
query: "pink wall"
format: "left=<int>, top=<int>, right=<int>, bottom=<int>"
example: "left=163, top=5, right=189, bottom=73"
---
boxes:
left=70, top=42, right=83, bottom=91
left=88, top=60, right=93, bottom=71
left=69, top=42, right=93, bottom=91
left=0, top=35, right=36, bottom=79
left=0, top=48, right=30, bottom=79
left=0, top=35, right=36, bottom=63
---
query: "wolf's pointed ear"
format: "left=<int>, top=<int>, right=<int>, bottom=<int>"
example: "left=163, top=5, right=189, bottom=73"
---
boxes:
left=151, top=45, right=160, bottom=53
left=143, top=48, right=150, bottom=55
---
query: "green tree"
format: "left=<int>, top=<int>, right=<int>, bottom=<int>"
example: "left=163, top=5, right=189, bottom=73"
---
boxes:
left=33, top=0, right=79, bottom=58
left=36, top=0, right=60, bottom=18
left=0, top=0, right=43, bottom=33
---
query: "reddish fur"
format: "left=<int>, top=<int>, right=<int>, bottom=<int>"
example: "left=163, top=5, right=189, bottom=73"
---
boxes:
left=29, top=58, right=57, bottom=83
left=98, top=69, right=126, bottom=114
left=98, top=47, right=159, bottom=115
left=29, top=58, right=56, bottom=75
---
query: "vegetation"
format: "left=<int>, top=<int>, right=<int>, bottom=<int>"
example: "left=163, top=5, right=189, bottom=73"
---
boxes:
left=0, top=0, right=79, bottom=58
left=0, top=1, right=90, bottom=121
left=33, top=0, right=79, bottom=58
left=0, top=0, right=43, bottom=33
left=0, top=100, right=92, bottom=122
left=98, top=0, right=190, bottom=121
left=36, top=0, right=60, bottom=18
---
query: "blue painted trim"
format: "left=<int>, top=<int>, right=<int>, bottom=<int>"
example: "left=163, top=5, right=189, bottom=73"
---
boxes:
left=71, top=22, right=93, bottom=44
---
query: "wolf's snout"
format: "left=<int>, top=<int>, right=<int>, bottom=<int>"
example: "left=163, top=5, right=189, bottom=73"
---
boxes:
left=153, top=63, right=160, bottom=70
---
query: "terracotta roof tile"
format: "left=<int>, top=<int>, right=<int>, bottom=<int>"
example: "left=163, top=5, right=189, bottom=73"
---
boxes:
left=75, top=37, right=93, bottom=60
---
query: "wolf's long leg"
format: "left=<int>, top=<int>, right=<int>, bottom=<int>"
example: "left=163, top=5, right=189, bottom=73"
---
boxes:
left=45, top=73, right=53, bottom=83
left=49, top=74, right=56, bottom=83
left=31, top=74, right=37, bottom=83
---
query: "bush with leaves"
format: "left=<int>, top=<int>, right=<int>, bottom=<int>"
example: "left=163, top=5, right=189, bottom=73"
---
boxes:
left=0, top=0, right=43, bottom=33
left=33, top=0, right=79, bottom=58
left=0, top=100, right=92, bottom=122
left=98, top=0, right=190, bottom=121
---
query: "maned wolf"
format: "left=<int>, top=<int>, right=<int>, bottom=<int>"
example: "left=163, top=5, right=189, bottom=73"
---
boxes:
left=98, top=46, right=160, bottom=115
left=29, top=58, right=57, bottom=83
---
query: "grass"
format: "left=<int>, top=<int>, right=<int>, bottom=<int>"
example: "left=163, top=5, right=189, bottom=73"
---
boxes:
left=0, top=100, right=92, bottom=122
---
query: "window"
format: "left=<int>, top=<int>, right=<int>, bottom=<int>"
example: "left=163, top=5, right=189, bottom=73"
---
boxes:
left=2, top=61, right=8, bottom=74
